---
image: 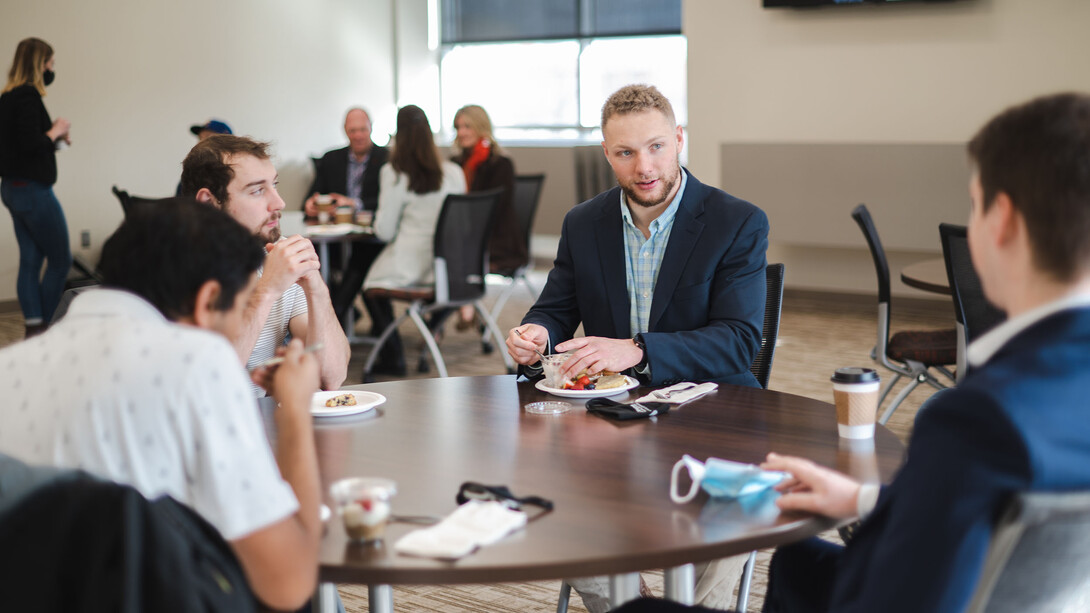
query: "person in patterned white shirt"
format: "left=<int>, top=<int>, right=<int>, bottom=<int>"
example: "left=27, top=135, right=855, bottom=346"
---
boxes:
left=180, top=135, right=350, bottom=395
left=0, top=199, right=323, bottom=610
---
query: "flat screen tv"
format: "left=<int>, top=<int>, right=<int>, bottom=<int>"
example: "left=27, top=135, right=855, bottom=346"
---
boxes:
left=765, top=0, right=960, bottom=7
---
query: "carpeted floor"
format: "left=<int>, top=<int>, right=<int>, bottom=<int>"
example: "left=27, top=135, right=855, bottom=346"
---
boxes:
left=0, top=272, right=952, bottom=612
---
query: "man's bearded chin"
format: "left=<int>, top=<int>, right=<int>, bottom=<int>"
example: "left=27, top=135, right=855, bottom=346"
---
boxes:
left=624, top=169, right=679, bottom=209
left=260, top=215, right=282, bottom=243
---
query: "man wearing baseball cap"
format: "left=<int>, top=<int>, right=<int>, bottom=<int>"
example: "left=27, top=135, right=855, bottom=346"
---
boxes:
left=190, top=118, right=233, bottom=141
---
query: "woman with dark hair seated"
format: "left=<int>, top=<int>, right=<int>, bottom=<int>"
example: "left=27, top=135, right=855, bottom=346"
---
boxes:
left=362, top=105, right=466, bottom=375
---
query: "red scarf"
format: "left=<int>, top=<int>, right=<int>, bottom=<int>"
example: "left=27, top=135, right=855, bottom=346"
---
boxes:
left=462, top=139, right=491, bottom=189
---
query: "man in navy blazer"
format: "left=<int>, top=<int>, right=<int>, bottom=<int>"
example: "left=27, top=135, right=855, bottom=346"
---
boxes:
left=507, top=85, right=768, bottom=390
left=616, top=93, right=1090, bottom=613
left=507, top=84, right=768, bottom=612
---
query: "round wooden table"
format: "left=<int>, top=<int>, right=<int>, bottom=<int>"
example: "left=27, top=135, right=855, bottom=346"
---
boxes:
left=900, top=258, right=951, bottom=295
left=301, top=375, right=905, bottom=611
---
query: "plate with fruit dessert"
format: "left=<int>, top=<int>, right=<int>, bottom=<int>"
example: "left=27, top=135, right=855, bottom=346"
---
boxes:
left=535, top=372, right=639, bottom=398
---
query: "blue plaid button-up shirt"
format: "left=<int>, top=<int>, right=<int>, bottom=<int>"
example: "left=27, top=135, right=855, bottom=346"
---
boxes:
left=620, top=171, right=688, bottom=335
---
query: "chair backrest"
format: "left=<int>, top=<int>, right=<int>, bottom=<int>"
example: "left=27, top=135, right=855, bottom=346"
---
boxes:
left=433, top=188, right=504, bottom=303
left=511, top=174, right=545, bottom=267
left=112, top=185, right=159, bottom=218
left=850, top=204, right=892, bottom=305
left=939, top=223, right=1006, bottom=344
left=966, top=490, right=1090, bottom=613
left=51, top=285, right=98, bottom=324
left=749, top=263, right=785, bottom=390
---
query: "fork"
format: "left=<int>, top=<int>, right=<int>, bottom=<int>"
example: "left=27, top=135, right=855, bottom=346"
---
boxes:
left=653, top=383, right=697, bottom=400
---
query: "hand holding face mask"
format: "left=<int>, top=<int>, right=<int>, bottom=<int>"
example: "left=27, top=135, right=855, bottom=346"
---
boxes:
left=670, top=454, right=789, bottom=504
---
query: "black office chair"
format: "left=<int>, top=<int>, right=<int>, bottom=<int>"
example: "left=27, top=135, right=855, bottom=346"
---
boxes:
left=556, top=263, right=786, bottom=613
left=966, top=490, right=1090, bottom=612
left=730, top=262, right=785, bottom=611
left=851, top=204, right=956, bottom=425
left=938, top=223, right=1006, bottom=382
left=0, top=453, right=257, bottom=612
left=111, top=185, right=159, bottom=218
left=482, top=174, right=546, bottom=353
left=362, top=189, right=515, bottom=379
left=50, top=285, right=99, bottom=324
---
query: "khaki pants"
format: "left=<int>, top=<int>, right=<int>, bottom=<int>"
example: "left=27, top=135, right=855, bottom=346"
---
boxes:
left=567, top=553, right=748, bottom=612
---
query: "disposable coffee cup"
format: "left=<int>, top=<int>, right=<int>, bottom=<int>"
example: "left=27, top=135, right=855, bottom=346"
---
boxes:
left=316, top=195, right=334, bottom=224
left=831, top=367, right=880, bottom=439
left=334, top=205, right=354, bottom=225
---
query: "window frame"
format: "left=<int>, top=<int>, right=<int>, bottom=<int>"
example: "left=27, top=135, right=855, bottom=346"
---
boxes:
left=437, top=33, right=686, bottom=144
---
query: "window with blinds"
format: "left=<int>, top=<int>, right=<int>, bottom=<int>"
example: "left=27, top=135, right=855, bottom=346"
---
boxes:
left=438, top=0, right=686, bottom=140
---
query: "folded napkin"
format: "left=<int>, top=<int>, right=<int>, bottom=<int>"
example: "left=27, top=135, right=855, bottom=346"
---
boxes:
left=670, top=454, right=788, bottom=504
left=636, top=382, right=718, bottom=405
left=394, top=500, right=527, bottom=559
left=585, top=397, right=671, bottom=421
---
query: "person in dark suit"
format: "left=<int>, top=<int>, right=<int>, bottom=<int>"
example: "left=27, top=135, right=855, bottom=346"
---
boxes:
left=506, top=84, right=768, bottom=612
left=303, top=107, right=388, bottom=216
left=616, top=93, right=1090, bottom=613
left=507, top=84, right=768, bottom=389
left=304, top=107, right=390, bottom=327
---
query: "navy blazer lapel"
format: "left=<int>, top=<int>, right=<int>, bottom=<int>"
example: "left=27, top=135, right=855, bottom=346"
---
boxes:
left=650, top=170, right=705, bottom=331
left=594, top=189, right=630, bottom=339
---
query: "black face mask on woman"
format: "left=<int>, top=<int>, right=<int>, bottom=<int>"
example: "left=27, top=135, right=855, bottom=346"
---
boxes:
left=43, top=70, right=54, bottom=86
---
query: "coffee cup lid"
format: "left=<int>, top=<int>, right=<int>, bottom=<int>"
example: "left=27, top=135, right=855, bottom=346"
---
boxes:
left=831, top=367, right=880, bottom=384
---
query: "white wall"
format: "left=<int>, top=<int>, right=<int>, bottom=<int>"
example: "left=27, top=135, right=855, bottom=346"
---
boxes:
left=7, top=0, right=1088, bottom=304
left=0, top=0, right=400, bottom=304
left=685, top=0, right=1090, bottom=295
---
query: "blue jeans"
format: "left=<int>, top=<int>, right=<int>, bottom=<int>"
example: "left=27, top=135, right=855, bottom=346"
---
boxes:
left=1, top=179, right=72, bottom=323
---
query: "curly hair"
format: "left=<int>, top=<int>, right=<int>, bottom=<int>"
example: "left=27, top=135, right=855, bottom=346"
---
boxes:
left=600, top=84, right=676, bottom=131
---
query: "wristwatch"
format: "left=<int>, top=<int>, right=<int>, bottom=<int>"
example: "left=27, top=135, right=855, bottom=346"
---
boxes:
left=632, top=334, right=649, bottom=371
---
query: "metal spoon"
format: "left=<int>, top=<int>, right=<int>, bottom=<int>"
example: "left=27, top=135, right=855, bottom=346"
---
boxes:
left=514, top=328, right=547, bottom=362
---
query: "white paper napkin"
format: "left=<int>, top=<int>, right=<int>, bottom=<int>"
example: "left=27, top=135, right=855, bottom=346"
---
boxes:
left=636, top=381, right=718, bottom=405
left=394, top=500, right=527, bottom=559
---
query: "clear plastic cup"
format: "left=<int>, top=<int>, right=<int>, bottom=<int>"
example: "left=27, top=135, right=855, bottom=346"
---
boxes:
left=540, top=352, right=572, bottom=389
left=330, top=477, right=397, bottom=542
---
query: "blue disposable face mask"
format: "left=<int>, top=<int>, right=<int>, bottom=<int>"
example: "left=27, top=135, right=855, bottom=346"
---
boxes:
left=670, top=454, right=788, bottom=504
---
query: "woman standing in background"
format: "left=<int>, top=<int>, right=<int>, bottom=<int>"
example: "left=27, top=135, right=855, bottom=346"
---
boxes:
left=0, top=38, right=72, bottom=337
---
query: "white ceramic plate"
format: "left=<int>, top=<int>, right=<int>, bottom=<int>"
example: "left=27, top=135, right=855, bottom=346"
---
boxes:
left=311, top=391, right=386, bottom=417
left=535, top=376, right=639, bottom=399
